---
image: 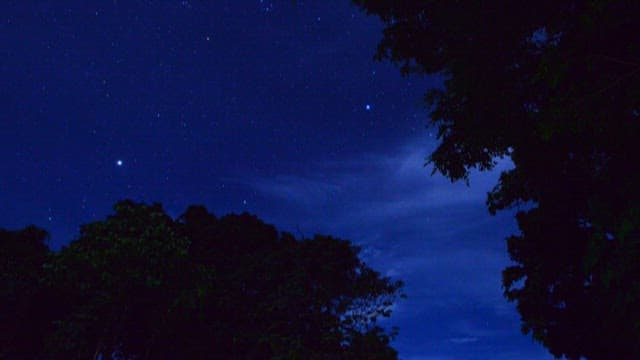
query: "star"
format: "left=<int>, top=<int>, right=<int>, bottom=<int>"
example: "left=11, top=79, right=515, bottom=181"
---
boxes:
left=365, top=104, right=371, bottom=111
left=116, top=160, right=123, bottom=166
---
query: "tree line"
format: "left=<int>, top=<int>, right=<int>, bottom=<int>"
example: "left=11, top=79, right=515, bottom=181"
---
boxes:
left=1, top=200, right=403, bottom=359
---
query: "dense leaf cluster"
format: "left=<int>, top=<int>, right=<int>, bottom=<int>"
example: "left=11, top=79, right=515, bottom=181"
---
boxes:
left=354, top=1, right=640, bottom=358
left=1, top=200, right=403, bottom=359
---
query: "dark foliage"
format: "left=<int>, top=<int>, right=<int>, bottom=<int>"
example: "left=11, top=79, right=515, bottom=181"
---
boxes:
left=1, top=200, right=403, bottom=359
left=0, top=226, right=51, bottom=358
left=354, top=1, right=640, bottom=358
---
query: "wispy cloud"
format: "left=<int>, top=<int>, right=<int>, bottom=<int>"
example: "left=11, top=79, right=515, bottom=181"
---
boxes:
left=231, top=136, right=544, bottom=357
left=248, top=137, right=512, bottom=219
left=249, top=174, right=344, bottom=206
left=449, top=337, right=479, bottom=344
left=241, top=135, right=516, bottom=298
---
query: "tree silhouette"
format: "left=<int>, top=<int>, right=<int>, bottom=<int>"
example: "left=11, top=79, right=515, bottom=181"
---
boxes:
left=0, top=226, right=52, bottom=359
left=1, top=200, right=403, bottom=359
left=354, top=1, right=640, bottom=358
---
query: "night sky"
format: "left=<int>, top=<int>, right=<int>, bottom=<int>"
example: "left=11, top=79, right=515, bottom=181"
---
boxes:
left=2, top=1, right=550, bottom=359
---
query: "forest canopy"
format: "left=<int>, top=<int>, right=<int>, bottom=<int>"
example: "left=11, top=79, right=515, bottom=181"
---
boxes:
left=1, top=200, right=403, bottom=359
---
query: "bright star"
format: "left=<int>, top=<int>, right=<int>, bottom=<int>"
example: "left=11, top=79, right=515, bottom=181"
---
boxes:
left=365, top=104, right=371, bottom=111
left=116, top=160, right=123, bottom=166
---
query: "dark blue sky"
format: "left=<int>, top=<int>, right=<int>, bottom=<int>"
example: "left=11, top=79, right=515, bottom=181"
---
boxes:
left=2, top=1, right=549, bottom=358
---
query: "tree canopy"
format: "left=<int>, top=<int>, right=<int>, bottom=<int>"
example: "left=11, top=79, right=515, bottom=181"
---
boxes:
left=1, top=226, right=52, bottom=358
left=1, top=200, right=403, bottom=359
left=354, top=1, right=640, bottom=358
